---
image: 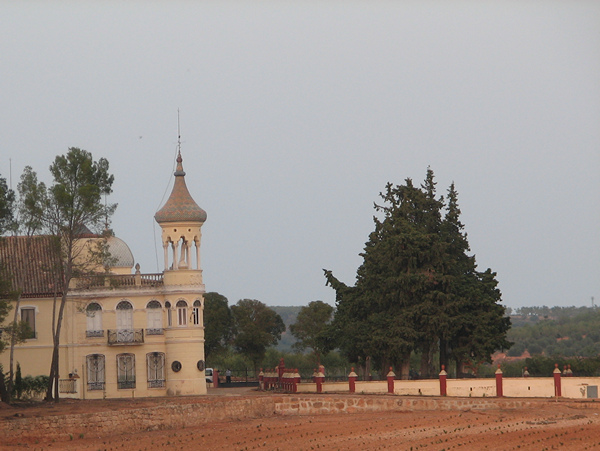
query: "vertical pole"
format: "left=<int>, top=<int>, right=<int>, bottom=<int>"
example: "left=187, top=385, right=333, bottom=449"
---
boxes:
left=348, top=367, right=357, bottom=394
left=439, top=365, right=448, bottom=396
left=495, top=365, right=503, bottom=397
left=213, top=369, right=219, bottom=388
left=259, top=368, right=264, bottom=391
left=553, top=363, right=562, bottom=397
left=387, top=367, right=395, bottom=394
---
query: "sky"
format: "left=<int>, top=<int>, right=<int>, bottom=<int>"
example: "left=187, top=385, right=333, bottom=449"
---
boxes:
left=1, top=1, right=598, bottom=309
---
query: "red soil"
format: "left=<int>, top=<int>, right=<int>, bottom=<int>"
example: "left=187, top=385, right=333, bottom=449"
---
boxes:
left=2, top=391, right=600, bottom=450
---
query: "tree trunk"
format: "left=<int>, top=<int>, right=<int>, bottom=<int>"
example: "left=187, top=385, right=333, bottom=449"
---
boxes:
left=399, top=357, right=411, bottom=380
left=50, top=289, right=69, bottom=402
left=420, top=343, right=435, bottom=378
left=7, top=292, right=22, bottom=399
left=439, top=337, right=449, bottom=372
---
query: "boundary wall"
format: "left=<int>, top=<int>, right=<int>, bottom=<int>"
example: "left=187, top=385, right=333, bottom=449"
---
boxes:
left=4, top=394, right=600, bottom=445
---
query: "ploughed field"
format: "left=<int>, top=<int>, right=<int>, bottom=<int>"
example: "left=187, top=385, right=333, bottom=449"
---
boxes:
left=2, top=395, right=600, bottom=450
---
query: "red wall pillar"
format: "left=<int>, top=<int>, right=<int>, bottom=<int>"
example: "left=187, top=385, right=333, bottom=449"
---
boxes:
left=553, top=363, right=562, bottom=397
left=495, top=365, right=503, bottom=397
left=213, top=369, right=219, bottom=388
left=439, top=365, right=447, bottom=396
left=348, top=367, right=357, bottom=393
left=387, top=367, right=395, bottom=394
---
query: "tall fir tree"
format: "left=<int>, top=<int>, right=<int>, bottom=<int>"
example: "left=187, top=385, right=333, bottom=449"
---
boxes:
left=325, top=169, right=511, bottom=378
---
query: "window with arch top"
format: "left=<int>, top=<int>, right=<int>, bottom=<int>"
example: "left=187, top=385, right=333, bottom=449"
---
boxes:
left=146, top=300, right=163, bottom=335
left=176, top=300, right=188, bottom=326
left=192, top=300, right=201, bottom=325
left=86, top=302, right=103, bottom=337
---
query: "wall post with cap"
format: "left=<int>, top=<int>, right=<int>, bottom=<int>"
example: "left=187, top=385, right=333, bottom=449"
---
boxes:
left=439, top=365, right=447, bottom=396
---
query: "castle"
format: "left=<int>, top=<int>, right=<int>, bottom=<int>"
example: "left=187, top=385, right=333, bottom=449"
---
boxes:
left=0, top=151, right=208, bottom=398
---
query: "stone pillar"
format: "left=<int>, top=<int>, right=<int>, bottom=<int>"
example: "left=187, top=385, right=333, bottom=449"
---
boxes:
left=439, top=365, right=448, bottom=396
left=259, top=368, right=264, bottom=390
left=553, top=363, right=562, bottom=397
left=523, top=367, right=530, bottom=377
left=348, top=367, right=357, bottom=394
left=567, top=364, right=573, bottom=377
left=495, top=365, right=503, bottom=397
left=387, top=367, right=395, bottom=394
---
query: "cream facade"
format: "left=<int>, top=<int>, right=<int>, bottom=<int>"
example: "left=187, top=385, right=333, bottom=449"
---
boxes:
left=0, top=151, right=208, bottom=398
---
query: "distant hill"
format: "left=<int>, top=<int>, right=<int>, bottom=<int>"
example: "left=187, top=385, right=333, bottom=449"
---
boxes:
left=270, top=306, right=302, bottom=352
left=506, top=306, right=600, bottom=358
left=268, top=304, right=600, bottom=358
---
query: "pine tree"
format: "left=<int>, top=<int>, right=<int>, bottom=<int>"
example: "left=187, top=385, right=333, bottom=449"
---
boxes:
left=325, top=169, right=512, bottom=378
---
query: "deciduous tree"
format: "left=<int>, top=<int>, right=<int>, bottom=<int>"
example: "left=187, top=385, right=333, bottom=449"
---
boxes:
left=19, top=148, right=115, bottom=401
left=203, top=292, right=233, bottom=360
left=289, top=300, right=333, bottom=365
left=231, top=299, right=285, bottom=373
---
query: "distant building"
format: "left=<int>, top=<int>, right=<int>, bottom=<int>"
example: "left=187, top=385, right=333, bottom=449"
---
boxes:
left=0, top=151, right=208, bottom=398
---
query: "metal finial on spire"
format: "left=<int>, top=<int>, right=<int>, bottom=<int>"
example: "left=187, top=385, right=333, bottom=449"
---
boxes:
left=177, top=108, right=181, bottom=156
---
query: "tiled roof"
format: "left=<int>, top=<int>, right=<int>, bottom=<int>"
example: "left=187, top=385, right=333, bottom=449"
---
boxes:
left=0, top=235, right=64, bottom=298
left=154, top=152, right=207, bottom=224
left=106, top=236, right=134, bottom=267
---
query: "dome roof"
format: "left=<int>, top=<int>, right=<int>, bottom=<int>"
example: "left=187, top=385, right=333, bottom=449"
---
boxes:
left=154, top=152, right=207, bottom=224
left=106, top=236, right=135, bottom=268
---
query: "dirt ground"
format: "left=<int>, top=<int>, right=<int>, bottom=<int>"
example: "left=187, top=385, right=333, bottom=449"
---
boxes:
left=3, top=389, right=600, bottom=451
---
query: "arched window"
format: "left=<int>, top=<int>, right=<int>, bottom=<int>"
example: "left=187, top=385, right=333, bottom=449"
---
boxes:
left=117, top=353, right=136, bottom=389
left=115, top=300, right=134, bottom=343
left=176, top=300, right=188, bottom=326
left=147, top=352, right=166, bottom=388
left=86, top=354, right=105, bottom=390
left=192, top=300, right=201, bottom=325
left=86, top=302, right=103, bottom=337
left=165, top=301, right=172, bottom=327
left=146, top=300, right=163, bottom=335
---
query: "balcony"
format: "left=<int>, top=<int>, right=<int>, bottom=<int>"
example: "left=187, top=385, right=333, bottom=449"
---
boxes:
left=74, top=273, right=164, bottom=290
left=86, top=329, right=104, bottom=338
left=146, top=328, right=164, bottom=336
left=107, top=329, right=144, bottom=345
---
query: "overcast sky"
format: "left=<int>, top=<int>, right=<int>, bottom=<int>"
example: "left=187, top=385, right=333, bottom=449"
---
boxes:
left=1, top=1, right=598, bottom=309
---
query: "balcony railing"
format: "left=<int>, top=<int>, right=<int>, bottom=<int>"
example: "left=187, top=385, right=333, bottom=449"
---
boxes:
left=86, top=329, right=104, bottom=338
left=146, top=328, right=164, bottom=336
left=107, top=329, right=144, bottom=345
left=75, top=273, right=164, bottom=290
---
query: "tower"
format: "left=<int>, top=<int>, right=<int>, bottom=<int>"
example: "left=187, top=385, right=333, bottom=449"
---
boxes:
left=155, top=151, right=207, bottom=395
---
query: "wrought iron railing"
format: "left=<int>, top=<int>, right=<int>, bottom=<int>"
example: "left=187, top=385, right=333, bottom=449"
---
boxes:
left=148, top=379, right=166, bottom=388
left=117, top=379, right=136, bottom=389
left=146, top=328, right=164, bottom=336
left=87, top=381, right=105, bottom=391
left=107, top=329, right=144, bottom=345
left=59, top=379, right=77, bottom=393
left=86, top=329, right=104, bottom=338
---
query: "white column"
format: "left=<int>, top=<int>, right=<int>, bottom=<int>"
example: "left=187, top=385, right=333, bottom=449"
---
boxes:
left=163, top=242, right=169, bottom=271
left=171, top=241, right=178, bottom=270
